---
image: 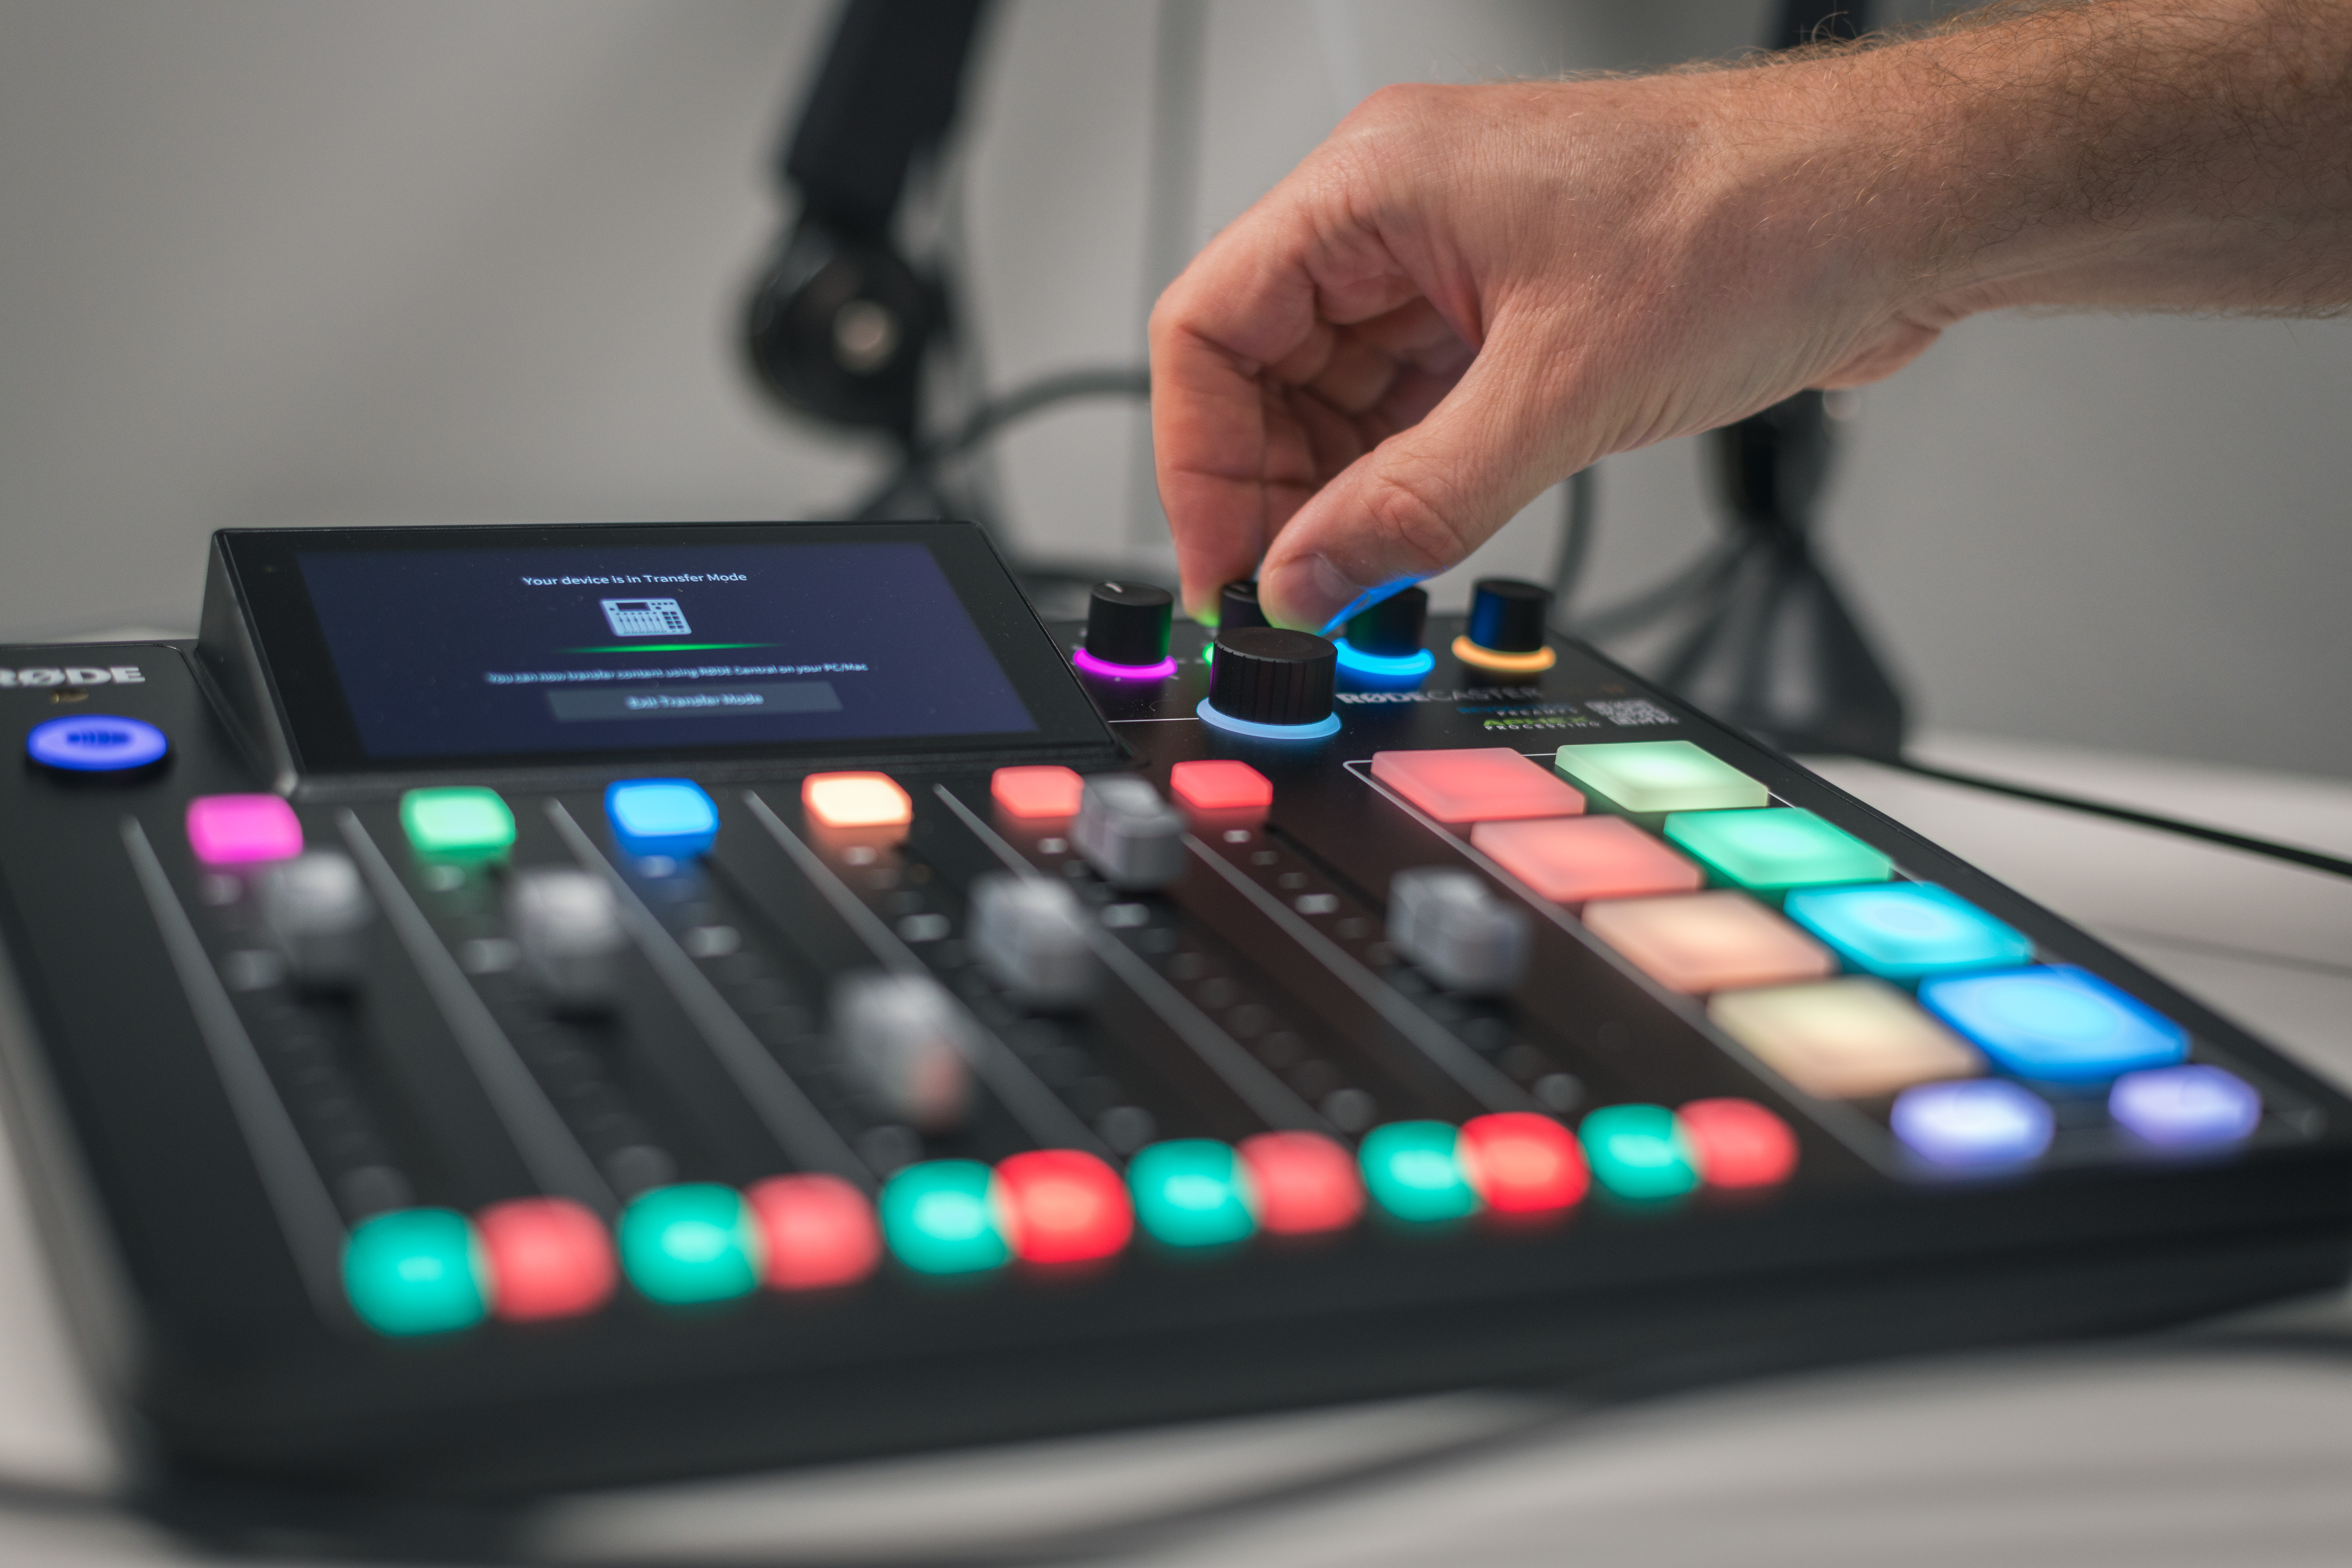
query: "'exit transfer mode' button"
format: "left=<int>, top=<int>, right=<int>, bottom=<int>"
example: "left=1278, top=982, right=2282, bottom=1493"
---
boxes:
left=546, top=682, right=843, bottom=722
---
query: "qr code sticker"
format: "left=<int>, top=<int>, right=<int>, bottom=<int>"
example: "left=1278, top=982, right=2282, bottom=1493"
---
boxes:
left=1586, top=697, right=1677, bottom=727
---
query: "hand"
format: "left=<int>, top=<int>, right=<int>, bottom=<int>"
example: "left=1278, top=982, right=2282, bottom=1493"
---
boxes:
left=1147, top=2, right=2352, bottom=632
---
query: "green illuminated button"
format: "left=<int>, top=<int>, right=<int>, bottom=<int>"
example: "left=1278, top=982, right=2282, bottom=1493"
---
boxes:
left=1359, top=1122, right=1480, bottom=1222
left=1554, top=741, right=1768, bottom=816
left=619, top=1184, right=762, bottom=1303
left=343, top=1208, right=489, bottom=1336
left=1128, top=1140, right=1258, bottom=1247
left=1579, top=1105, right=1700, bottom=1200
left=399, top=787, right=516, bottom=862
left=1663, top=808, right=1890, bottom=893
left=880, top=1160, right=1011, bottom=1274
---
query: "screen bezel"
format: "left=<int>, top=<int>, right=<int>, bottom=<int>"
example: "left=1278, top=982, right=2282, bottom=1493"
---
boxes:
left=219, top=521, right=1114, bottom=777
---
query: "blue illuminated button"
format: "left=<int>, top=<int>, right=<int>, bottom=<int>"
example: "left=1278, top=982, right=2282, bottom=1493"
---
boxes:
left=1891, top=1079, right=2054, bottom=1168
left=26, top=715, right=168, bottom=773
left=605, top=779, right=719, bottom=858
left=2109, top=1064, right=2262, bottom=1147
left=1920, top=965, right=2187, bottom=1083
left=1784, top=883, right=2033, bottom=981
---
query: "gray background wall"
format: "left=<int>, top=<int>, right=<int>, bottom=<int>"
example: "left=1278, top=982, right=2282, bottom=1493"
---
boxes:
left=2, top=0, right=2345, bottom=777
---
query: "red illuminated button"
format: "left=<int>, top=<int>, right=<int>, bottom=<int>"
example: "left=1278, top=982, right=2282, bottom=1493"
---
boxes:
left=1678, top=1099, right=1799, bottom=1189
left=1370, top=749, right=1585, bottom=825
left=747, top=1173, right=882, bottom=1290
left=1169, top=759, right=1274, bottom=813
left=993, top=1150, right=1133, bottom=1264
left=185, top=794, right=305, bottom=867
left=1470, top=815, right=1702, bottom=906
left=804, top=771, right=913, bottom=829
left=1458, top=1113, right=1589, bottom=1213
left=991, top=765, right=1086, bottom=819
left=476, top=1197, right=617, bottom=1321
left=1238, top=1131, right=1365, bottom=1235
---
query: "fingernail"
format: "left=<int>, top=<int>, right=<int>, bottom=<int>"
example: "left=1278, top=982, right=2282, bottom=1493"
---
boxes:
left=1263, top=554, right=1371, bottom=633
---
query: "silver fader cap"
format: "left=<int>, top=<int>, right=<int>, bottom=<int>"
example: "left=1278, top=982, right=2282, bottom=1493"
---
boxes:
left=831, top=971, right=973, bottom=1132
left=506, top=868, right=627, bottom=1011
left=257, top=851, right=374, bottom=989
left=1072, top=776, right=1185, bottom=890
left=1387, top=867, right=1530, bottom=995
left=969, top=872, right=1096, bottom=1008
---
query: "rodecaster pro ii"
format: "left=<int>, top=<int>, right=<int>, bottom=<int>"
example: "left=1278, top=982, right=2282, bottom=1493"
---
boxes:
left=0, top=520, right=2345, bottom=1499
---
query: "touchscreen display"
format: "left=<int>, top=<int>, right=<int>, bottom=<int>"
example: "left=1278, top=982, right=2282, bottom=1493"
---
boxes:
left=292, top=540, right=1040, bottom=762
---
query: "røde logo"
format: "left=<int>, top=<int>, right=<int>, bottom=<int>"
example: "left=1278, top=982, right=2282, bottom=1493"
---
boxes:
left=0, top=665, right=145, bottom=690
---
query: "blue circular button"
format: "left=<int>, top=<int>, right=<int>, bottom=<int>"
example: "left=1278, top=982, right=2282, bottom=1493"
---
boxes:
left=26, top=715, right=169, bottom=773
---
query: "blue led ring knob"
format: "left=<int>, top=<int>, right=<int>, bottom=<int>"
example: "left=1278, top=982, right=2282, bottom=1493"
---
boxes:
left=26, top=715, right=169, bottom=773
left=1207, top=628, right=1335, bottom=728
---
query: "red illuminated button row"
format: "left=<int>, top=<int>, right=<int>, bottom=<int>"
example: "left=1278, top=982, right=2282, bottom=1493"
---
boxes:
left=990, top=762, right=1272, bottom=820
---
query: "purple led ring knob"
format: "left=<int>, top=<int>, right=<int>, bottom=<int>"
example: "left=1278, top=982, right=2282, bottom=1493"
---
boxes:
left=1078, top=581, right=1177, bottom=678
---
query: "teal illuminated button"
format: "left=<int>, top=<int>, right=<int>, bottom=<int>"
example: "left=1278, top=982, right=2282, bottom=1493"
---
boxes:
left=1784, top=883, right=2033, bottom=981
left=1553, top=740, right=1767, bottom=815
left=343, top=1208, right=489, bottom=1336
left=1359, top=1122, right=1480, bottom=1222
left=1128, top=1140, right=1258, bottom=1247
left=1921, top=965, right=2187, bottom=1084
left=399, top=787, right=516, bottom=862
left=1664, top=808, right=1891, bottom=894
left=619, top=1184, right=762, bottom=1303
left=1579, top=1105, right=1700, bottom=1200
left=880, top=1160, right=1011, bottom=1274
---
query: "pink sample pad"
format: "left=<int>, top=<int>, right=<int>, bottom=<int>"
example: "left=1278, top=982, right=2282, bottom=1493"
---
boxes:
left=1584, top=890, right=1836, bottom=994
left=184, top=794, right=304, bottom=867
left=1471, top=815, right=1702, bottom=906
left=1169, top=760, right=1274, bottom=812
left=1370, top=748, right=1585, bottom=825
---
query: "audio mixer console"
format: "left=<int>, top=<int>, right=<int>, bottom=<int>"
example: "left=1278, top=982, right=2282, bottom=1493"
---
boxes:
left=1, top=520, right=2347, bottom=1499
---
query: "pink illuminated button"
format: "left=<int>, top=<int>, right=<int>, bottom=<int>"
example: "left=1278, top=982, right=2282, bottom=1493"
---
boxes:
left=1370, top=748, right=1585, bottom=825
left=1584, top=891, right=1835, bottom=994
left=803, top=771, right=913, bottom=829
left=1238, top=1131, right=1364, bottom=1235
left=747, top=1173, right=883, bottom=1290
left=1470, top=815, right=1702, bottom=906
left=476, top=1197, right=617, bottom=1321
left=991, top=765, right=1085, bottom=819
left=185, top=794, right=304, bottom=867
left=1169, top=759, right=1274, bottom=813
left=1458, top=1112, right=1589, bottom=1213
left=993, top=1150, right=1134, bottom=1264
left=1677, top=1098, right=1799, bottom=1188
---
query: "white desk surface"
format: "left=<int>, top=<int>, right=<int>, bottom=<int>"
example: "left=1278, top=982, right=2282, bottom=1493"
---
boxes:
left=0, top=733, right=2347, bottom=1565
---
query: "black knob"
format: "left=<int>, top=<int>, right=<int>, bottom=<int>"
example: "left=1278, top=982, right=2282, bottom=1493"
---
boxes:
left=1209, top=628, right=1336, bottom=726
left=1344, top=586, right=1429, bottom=656
left=1084, top=581, right=1174, bottom=668
left=1218, top=579, right=1270, bottom=630
left=1466, top=578, right=1551, bottom=654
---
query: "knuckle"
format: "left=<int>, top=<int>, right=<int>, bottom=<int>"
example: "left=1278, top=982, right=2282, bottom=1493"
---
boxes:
left=1359, top=463, right=1470, bottom=577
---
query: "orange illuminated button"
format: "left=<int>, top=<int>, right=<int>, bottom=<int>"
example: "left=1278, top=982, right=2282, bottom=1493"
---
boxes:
left=1169, top=759, right=1274, bottom=812
left=1470, top=815, right=1703, bottom=906
left=991, top=765, right=1086, bottom=819
left=475, top=1197, right=617, bottom=1321
left=1370, top=748, right=1585, bottom=825
left=803, top=771, right=913, bottom=829
left=993, top=1150, right=1134, bottom=1264
left=1458, top=1112, right=1589, bottom=1212
left=1238, top=1131, right=1365, bottom=1234
left=1677, top=1098, right=1799, bottom=1188
left=1584, top=890, right=1836, bottom=994
left=747, top=1173, right=882, bottom=1291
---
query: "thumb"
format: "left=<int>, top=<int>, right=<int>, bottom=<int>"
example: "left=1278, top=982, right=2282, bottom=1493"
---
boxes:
left=1255, top=336, right=1571, bottom=631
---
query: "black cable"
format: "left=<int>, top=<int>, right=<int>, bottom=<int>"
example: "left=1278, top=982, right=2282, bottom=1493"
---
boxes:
left=849, top=366, right=1150, bottom=520
left=1868, top=755, right=2352, bottom=882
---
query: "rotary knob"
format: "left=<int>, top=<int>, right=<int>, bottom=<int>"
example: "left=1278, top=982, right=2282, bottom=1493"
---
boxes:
left=1456, top=578, right=1558, bottom=674
left=1217, top=579, right=1270, bottom=631
left=1343, top=586, right=1430, bottom=657
left=1205, top=627, right=1337, bottom=732
left=1080, top=581, right=1175, bottom=674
